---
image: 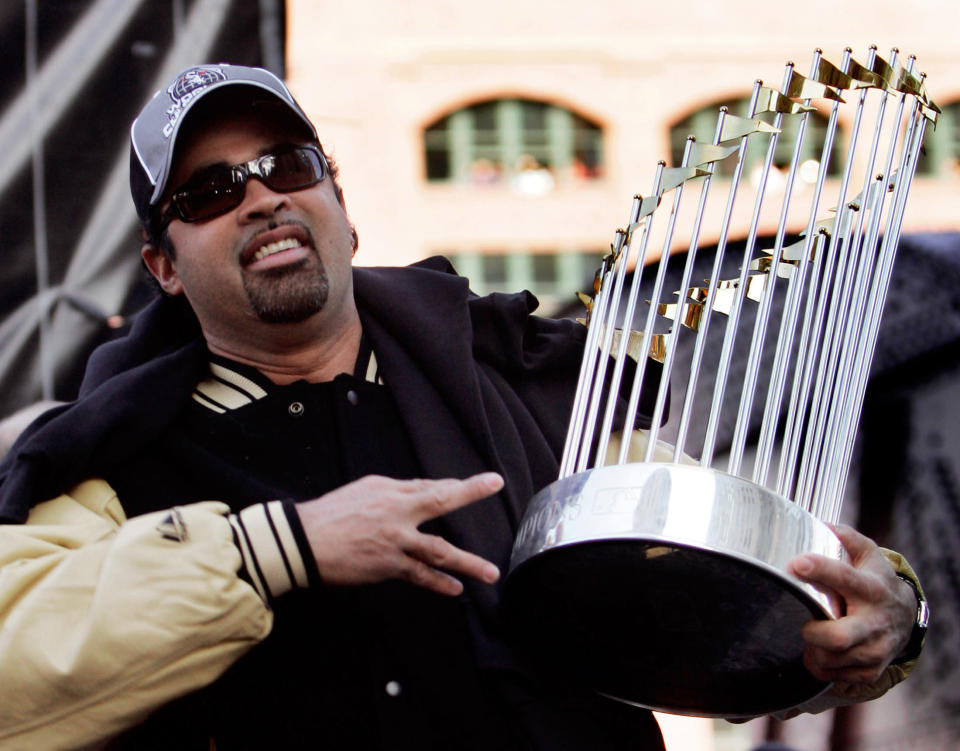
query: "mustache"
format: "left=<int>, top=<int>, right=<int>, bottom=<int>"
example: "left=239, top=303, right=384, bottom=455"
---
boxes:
left=237, top=218, right=317, bottom=264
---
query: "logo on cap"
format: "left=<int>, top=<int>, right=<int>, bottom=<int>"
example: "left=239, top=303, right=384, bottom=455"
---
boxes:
left=162, top=66, right=227, bottom=138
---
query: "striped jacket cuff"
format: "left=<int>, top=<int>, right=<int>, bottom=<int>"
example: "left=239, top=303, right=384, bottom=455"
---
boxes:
left=228, top=501, right=321, bottom=602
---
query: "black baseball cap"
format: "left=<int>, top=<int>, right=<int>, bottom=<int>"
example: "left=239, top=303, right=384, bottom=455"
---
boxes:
left=129, top=63, right=317, bottom=224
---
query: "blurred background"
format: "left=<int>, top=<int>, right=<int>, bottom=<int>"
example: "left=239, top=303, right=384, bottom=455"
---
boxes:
left=1, top=1, right=958, bottom=748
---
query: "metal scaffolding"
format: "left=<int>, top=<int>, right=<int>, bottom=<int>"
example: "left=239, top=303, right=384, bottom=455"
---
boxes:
left=0, top=0, right=286, bottom=417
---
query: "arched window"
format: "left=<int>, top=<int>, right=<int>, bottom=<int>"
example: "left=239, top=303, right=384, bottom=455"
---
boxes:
left=424, top=98, right=603, bottom=187
left=915, top=99, right=960, bottom=176
left=669, top=95, right=845, bottom=180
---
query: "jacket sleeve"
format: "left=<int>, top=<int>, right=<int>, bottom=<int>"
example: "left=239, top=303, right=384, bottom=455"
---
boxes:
left=0, top=479, right=313, bottom=750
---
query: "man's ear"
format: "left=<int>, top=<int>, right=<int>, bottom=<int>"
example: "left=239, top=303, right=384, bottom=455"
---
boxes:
left=141, top=244, right=184, bottom=296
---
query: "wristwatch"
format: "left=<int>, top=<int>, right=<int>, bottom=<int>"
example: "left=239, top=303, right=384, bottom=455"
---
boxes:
left=891, top=573, right=929, bottom=664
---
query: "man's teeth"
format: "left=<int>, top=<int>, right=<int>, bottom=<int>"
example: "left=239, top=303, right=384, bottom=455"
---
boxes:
left=253, top=237, right=301, bottom=261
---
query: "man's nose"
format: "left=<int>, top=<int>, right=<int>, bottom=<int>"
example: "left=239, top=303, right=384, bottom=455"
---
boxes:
left=237, top=177, right=290, bottom=222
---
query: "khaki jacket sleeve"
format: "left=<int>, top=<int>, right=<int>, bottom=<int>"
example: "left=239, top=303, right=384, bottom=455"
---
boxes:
left=0, top=479, right=273, bottom=751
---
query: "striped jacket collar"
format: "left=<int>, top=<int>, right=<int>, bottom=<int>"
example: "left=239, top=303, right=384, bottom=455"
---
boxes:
left=192, top=338, right=382, bottom=414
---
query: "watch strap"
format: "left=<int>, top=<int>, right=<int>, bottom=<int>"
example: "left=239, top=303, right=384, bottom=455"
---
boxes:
left=891, top=571, right=929, bottom=665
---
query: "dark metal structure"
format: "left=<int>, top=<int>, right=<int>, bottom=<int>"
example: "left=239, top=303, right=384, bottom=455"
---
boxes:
left=0, top=0, right=286, bottom=416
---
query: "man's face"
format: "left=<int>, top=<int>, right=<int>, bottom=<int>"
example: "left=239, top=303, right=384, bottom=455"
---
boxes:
left=146, top=109, right=357, bottom=341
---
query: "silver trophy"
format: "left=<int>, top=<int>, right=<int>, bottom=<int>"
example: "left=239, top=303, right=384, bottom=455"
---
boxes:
left=503, top=47, right=938, bottom=717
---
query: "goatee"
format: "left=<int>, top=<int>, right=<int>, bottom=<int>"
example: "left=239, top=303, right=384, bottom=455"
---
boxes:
left=242, top=255, right=329, bottom=323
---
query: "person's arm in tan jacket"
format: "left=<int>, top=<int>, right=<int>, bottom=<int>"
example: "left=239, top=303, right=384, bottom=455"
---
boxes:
left=0, top=471, right=505, bottom=750
left=0, top=478, right=307, bottom=750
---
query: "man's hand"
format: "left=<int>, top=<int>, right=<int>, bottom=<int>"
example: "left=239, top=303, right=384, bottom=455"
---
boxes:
left=788, top=524, right=916, bottom=684
left=296, top=472, right=504, bottom=596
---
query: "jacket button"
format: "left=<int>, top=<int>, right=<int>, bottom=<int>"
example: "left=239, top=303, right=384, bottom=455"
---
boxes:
left=288, top=401, right=305, bottom=417
left=346, top=390, right=359, bottom=406
left=385, top=680, right=402, bottom=697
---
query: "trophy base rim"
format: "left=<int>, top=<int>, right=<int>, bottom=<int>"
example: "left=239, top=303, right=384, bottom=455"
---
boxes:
left=503, top=462, right=844, bottom=717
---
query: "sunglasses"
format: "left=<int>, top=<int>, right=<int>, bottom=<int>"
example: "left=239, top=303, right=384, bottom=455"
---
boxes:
left=160, top=144, right=328, bottom=228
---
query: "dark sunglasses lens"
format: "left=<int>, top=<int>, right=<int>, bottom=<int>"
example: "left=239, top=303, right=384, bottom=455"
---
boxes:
left=262, top=148, right=325, bottom=191
left=173, top=168, right=245, bottom=221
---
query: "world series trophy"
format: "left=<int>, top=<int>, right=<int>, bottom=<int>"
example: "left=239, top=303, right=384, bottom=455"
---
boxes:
left=502, top=47, right=938, bottom=717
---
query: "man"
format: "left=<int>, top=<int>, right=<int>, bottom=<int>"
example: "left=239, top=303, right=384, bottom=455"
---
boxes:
left=0, top=65, right=925, bottom=750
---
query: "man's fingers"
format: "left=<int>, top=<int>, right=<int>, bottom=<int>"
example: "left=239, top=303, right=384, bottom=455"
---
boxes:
left=297, top=472, right=504, bottom=593
left=829, top=523, right=879, bottom=567
left=401, top=558, right=467, bottom=597
left=397, top=534, right=500, bottom=597
left=407, top=532, right=500, bottom=585
left=801, top=614, right=871, bottom=653
left=802, top=648, right=888, bottom=685
left=405, top=472, right=504, bottom=522
left=802, top=633, right=896, bottom=684
left=788, top=553, right=873, bottom=606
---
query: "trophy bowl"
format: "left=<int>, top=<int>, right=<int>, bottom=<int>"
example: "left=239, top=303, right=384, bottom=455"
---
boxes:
left=502, top=463, right=845, bottom=717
